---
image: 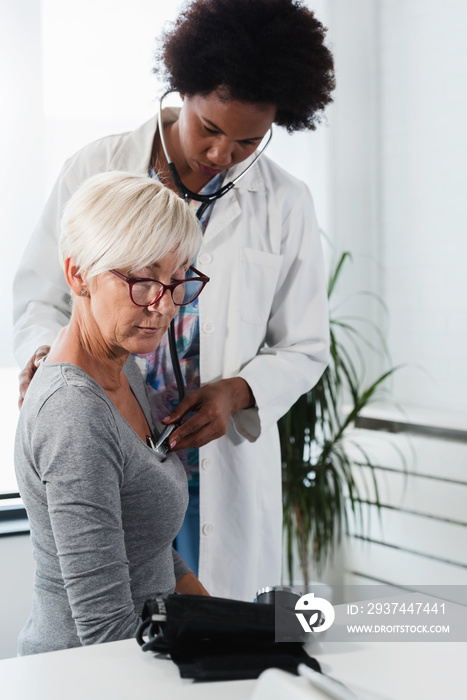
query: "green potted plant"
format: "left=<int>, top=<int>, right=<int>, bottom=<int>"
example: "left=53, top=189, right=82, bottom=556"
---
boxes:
left=279, top=251, right=400, bottom=587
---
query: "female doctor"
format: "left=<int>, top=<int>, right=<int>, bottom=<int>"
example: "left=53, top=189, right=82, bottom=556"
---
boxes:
left=13, top=0, right=335, bottom=601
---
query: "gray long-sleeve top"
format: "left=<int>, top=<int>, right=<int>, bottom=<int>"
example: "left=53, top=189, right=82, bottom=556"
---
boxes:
left=15, top=358, right=190, bottom=656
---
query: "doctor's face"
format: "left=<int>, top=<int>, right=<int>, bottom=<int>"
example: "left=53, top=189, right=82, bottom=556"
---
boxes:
left=177, top=90, right=276, bottom=179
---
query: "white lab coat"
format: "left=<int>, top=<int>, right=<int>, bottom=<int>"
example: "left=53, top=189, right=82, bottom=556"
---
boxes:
left=13, top=111, right=329, bottom=601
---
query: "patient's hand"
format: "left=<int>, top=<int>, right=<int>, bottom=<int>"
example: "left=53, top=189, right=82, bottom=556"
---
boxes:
left=175, top=572, right=210, bottom=596
left=18, top=345, right=50, bottom=408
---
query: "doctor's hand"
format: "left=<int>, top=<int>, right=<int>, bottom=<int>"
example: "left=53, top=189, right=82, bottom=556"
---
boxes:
left=162, top=378, right=255, bottom=451
left=18, top=345, right=50, bottom=408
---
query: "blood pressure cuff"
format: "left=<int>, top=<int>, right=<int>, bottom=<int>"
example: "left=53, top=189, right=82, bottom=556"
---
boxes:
left=136, top=594, right=320, bottom=681
left=169, top=639, right=321, bottom=681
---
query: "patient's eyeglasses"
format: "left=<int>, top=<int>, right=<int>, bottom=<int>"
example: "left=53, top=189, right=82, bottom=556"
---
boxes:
left=110, top=266, right=209, bottom=307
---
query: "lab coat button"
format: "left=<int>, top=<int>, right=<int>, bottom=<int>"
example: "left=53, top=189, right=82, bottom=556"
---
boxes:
left=202, top=523, right=214, bottom=536
left=201, top=458, right=211, bottom=470
left=202, top=322, right=214, bottom=334
left=199, top=253, right=212, bottom=265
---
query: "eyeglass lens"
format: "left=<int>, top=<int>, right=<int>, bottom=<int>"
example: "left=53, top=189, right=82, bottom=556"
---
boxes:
left=131, top=278, right=204, bottom=307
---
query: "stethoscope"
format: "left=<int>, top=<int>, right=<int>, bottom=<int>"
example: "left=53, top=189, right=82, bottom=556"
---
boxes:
left=148, top=90, right=272, bottom=459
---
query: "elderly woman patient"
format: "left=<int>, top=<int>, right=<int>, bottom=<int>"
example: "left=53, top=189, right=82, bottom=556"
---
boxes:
left=15, top=172, right=209, bottom=656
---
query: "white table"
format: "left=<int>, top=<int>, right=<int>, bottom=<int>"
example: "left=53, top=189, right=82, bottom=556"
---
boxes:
left=0, top=634, right=465, bottom=700
left=313, top=639, right=467, bottom=700
left=0, top=637, right=254, bottom=700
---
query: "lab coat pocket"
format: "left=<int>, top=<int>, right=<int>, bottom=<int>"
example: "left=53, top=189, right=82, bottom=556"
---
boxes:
left=240, top=248, right=283, bottom=325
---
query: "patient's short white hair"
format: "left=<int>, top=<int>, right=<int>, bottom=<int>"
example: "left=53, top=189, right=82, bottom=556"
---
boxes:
left=59, top=172, right=202, bottom=278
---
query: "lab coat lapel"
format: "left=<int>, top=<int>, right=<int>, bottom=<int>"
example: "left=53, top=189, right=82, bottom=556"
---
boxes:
left=109, top=107, right=184, bottom=175
left=108, top=116, right=158, bottom=175
left=203, top=189, right=242, bottom=244
left=107, top=104, right=180, bottom=176
left=203, top=154, right=264, bottom=244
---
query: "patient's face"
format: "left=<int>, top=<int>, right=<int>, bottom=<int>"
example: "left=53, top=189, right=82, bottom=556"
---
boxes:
left=87, top=250, right=185, bottom=358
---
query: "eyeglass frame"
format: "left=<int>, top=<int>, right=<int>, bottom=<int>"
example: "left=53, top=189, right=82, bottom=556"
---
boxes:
left=110, top=265, right=210, bottom=308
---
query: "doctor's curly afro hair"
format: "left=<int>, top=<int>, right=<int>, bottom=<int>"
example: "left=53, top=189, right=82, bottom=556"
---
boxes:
left=155, top=0, right=335, bottom=133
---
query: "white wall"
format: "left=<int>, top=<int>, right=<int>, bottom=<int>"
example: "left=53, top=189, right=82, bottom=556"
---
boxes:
left=321, top=0, right=385, bottom=386
left=379, top=0, right=467, bottom=414
left=0, top=0, right=45, bottom=369
left=0, top=535, right=34, bottom=659
left=40, top=0, right=184, bottom=192
left=331, top=0, right=467, bottom=588
left=327, top=0, right=467, bottom=416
